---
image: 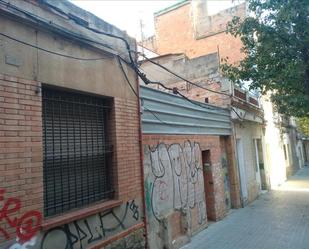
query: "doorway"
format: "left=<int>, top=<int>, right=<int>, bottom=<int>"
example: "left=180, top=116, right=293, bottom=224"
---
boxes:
left=254, top=139, right=267, bottom=190
left=202, top=150, right=214, bottom=220
left=236, top=139, right=248, bottom=206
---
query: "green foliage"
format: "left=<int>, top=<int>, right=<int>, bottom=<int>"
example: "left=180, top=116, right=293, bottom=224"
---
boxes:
left=222, top=0, right=309, bottom=117
left=298, top=117, right=309, bottom=136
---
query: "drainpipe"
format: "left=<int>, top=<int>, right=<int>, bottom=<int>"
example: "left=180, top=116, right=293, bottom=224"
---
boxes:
left=134, top=48, right=149, bottom=249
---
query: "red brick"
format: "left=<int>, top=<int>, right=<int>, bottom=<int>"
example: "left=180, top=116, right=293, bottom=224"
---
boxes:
left=0, top=76, right=143, bottom=246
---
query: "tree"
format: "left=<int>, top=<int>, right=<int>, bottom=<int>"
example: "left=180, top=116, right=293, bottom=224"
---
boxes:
left=298, top=117, right=309, bottom=136
left=222, top=0, right=309, bottom=117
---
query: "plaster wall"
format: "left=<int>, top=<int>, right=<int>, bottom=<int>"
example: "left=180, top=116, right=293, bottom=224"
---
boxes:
left=234, top=121, right=264, bottom=203
left=262, top=96, right=288, bottom=188
left=0, top=16, right=137, bottom=100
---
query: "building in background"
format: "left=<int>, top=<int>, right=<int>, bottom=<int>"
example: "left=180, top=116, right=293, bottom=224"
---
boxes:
left=262, top=95, right=306, bottom=187
left=140, top=51, right=266, bottom=206
left=0, top=0, right=145, bottom=248
left=142, top=0, right=304, bottom=195
left=143, top=0, right=246, bottom=64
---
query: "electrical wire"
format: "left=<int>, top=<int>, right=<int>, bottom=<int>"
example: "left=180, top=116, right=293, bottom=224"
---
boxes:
left=231, top=107, right=244, bottom=121
left=0, top=32, right=113, bottom=61
left=37, top=0, right=227, bottom=104
left=0, top=0, right=114, bottom=51
left=38, top=1, right=136, bottom=64
left=117, top=55, right=170, bottom=125
left=0, top=30, right=219, bottom=113
left=137, top=58, right=220, bottom=87
left=137, top=68, right=220, bottom=111
left=137, top=52, right=232, bottom=97
left=118, top=55, right=205, bottom=112
left=117, top=55, right=138, bottom=98
left=1, top=0, right=230, bottom=114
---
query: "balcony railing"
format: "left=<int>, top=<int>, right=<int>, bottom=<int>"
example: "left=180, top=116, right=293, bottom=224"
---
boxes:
left=233, top=86, right=260, bottom=108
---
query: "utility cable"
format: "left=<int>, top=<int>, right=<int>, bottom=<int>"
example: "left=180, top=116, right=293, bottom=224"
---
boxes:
left=137, top=68, right=220, bottom=111
left=137, top=60, right=220, bottom=87
left=0, top=31, right=220, bottom=113
left=0, top=32, right=113, bottom=61
left=117, top=56, right=169, bottom=125
left=0, top=0, right=114, bottom=51
left=1, top=0, right=229, bottom=113
left=137, top=52, right=232, bottom=97
left=231, top=107, right=244, bottom=121
left=38, top=0, right=218, bottom=100
left=39, top=1, right=136, bottom=65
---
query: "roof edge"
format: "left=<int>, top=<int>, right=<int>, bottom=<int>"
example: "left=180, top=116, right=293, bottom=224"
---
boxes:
left=154, top=0, right=190, bottom=17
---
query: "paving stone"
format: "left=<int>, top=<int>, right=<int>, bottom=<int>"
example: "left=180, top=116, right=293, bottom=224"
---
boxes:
left=181, top=167, right=309, bottom=249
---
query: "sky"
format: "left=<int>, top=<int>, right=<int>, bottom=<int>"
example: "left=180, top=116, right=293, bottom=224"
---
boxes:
left=71, top=1, right=178, bottom=40
left=71, top=0, right=244, bottom=41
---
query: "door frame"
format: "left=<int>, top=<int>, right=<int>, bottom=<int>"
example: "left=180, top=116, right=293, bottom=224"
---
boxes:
left=253, top=139, right=262, bottom=192
left=236, top=139, right=248, bottom=206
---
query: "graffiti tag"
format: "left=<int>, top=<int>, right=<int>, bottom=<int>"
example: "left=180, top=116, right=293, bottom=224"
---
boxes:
left=0, top=189, right=42, bottom=243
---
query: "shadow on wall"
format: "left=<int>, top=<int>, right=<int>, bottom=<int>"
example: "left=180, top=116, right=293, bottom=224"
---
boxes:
left=144, top=141, right=207, bottom=249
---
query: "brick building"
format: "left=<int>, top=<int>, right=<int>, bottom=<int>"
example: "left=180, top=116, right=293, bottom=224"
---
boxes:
left=141, top=0, right=305, bottom=204
left=140, top=51, right=266, bottom=206
left=143, top=0, right=246, bottom=64
left=140, top=86, right=237, bottom=249
left=0, top=0, right=145, bottom=248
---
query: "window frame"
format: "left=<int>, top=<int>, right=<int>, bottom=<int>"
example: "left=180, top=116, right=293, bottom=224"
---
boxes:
left=42, top=85, right=114, bottom=217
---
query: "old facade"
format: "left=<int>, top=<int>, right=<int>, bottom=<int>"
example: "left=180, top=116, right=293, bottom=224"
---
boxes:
left=142, top=0, right=305, bottom=202
left=140, top=52, right=266, bottom=206
left=143, top=0, right=246, bottom=63
left=262, top=94, right=306, bottom=187
left=0, top=0, right=145, bottom=248
left=140, top=86, right=236, bottom=249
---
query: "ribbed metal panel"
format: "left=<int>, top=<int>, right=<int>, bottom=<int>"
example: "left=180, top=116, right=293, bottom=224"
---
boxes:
left=140, top=86, right=231, bottom=135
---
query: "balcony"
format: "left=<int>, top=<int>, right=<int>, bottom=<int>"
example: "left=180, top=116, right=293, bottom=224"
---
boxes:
left=233, top=86, right=260, bottom=108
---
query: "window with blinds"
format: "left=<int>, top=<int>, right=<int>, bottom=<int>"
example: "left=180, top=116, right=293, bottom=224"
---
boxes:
left=42, top=86, right=113, bottom=217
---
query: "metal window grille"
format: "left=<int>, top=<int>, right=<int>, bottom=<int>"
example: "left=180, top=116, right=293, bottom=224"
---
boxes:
left=42, top=86, right=113, bottom=217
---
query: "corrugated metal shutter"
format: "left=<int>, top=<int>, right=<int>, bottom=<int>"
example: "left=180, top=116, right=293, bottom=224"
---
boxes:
left=140, top=86, right=231, bottom=135
left=42, top=86, right=113, bottom=217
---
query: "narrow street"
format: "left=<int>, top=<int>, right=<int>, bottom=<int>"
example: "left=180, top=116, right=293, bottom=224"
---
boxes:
left=182, top=167, right=309, bottom=249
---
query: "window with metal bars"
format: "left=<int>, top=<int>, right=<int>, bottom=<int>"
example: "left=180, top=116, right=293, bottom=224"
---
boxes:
left=42, top=86, right=114, bottom=217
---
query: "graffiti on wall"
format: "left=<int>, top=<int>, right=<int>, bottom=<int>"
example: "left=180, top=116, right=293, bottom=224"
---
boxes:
left=0, top=189, right=42, bottom=244
left=2, top=200, right=141, bottom=249
left=144, top=141, right=206, bottom=247
left=40, top=200, right=140, bottom=249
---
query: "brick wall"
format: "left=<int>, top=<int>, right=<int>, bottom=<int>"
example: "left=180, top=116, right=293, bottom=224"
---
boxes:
left=143, top=134, right=233, bottom=248
left=153, top=3, right=245, bottom=63
left=113, top=98, right=143, bottom=201
left=0, top=74, right=43, bottom=243
left=0, top=73, right=145, bottom=248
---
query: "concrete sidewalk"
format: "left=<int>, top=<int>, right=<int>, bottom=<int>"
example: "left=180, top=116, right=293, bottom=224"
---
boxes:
left=181, top=167, right=309, bottom=249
